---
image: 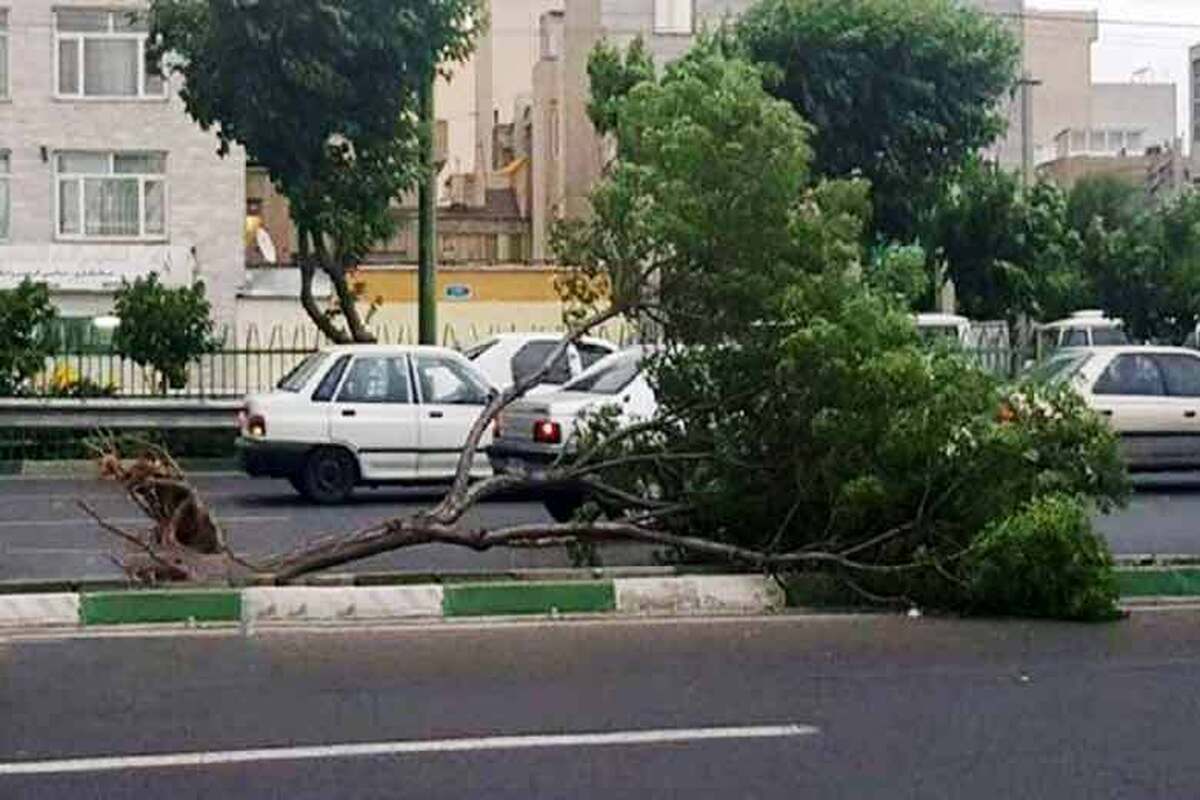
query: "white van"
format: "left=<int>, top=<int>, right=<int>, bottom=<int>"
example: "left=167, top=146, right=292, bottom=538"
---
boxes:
left=1036, top=311, right=1128, bottom=358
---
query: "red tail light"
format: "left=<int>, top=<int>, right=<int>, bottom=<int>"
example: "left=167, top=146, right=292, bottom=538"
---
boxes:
left=532, top=419, right=562, bottom=444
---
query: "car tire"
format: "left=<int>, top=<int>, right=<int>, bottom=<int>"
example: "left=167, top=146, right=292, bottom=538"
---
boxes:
left=543, top=489, right=584, bottom=523
left=300, top=447, right=358, bottom=504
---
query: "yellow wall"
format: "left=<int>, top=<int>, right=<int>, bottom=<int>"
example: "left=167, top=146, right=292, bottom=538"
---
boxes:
left=359, top=265, right=563, bottom=304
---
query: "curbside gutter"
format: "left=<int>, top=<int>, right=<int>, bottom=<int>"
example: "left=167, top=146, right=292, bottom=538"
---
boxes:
left=0, top=575, right=786, bottom=630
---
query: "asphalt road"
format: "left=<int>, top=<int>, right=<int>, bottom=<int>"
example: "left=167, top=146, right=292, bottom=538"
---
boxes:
left=4, top=610, right=1200, bottom=798
left=0, top=472, right=1198, bottom=581
left=0, top=475, right=652, bottom=582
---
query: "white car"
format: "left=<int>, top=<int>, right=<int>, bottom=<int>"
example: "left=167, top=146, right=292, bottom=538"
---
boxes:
left=488, top=347, right=658, bottom=520
left=463, top=333, right=618, bottom=395
left=1034, top=345, right=1200, bottom=471
left=237, top=345, right=496, bottom=502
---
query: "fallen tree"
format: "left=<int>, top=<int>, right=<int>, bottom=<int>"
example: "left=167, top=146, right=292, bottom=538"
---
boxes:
left=87, top=40, right=1129, bottom=620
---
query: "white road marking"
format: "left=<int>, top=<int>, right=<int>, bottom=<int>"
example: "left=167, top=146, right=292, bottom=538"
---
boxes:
left=0, top=515, right=291, bottom=529
left=0, top=725, right=818, bottom=775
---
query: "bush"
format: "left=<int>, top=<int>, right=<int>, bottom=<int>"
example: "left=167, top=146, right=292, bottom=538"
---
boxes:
left=965, top=494, right=1120, bottom=621
left=112, top=275, right=219, bottom=393
left=0, top=280, right=57, bottom=396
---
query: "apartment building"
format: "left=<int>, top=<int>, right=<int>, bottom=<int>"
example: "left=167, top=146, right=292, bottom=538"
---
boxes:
left=0, top=1, right=244, bottom=333
left=529, top=0, right=1043, bottom=260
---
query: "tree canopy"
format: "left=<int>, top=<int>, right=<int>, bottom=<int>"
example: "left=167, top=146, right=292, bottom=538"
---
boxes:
left=736, top=0, right=1020, bottom=240
left=148, top=0, right=482, bottom=342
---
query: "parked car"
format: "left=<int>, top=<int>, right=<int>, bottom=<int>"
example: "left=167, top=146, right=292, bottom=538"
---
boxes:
left=1030, top=345, right=1200, bottom=471
left=237, top=345, right=496, bottom=503
left=1035, top=310, right=1128, bottom=359
left=463, top=333, right=618, bottom=394
left=488, top=346, right=658, bottom=520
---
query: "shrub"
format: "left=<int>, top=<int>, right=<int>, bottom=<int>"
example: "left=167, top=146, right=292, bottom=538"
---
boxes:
left=965, top=494, right=1120, bottom=621
left=0, top=279, right=57, bottom=396
left=112, top=275, right=219, bottom=393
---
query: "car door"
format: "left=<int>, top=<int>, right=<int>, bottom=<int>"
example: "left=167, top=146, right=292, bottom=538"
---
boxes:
left=1151, top=353, right=1200, bottom=469
left=411, top=352, right=493, bottom=478
left=327, top=354, right=420, bottom=480
left=1089, top=353, right=1172, bottom=470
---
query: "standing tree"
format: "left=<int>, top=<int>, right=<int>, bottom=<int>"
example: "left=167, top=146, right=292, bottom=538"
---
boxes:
left=926, top=160, right=1085, bottom=329
left=0, top=279, right=57, bottom=396
left=736, top=0, right=1019, bottom=240
left=112, top=275, right=220, bottom=393
left=148, top=0, right=482, bottom=343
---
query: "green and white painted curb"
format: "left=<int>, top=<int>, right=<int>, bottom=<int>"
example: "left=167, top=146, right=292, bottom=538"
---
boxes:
left=0, top=575, right=786, bottom=629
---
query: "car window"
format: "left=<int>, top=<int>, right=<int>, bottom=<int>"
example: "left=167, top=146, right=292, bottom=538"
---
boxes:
left=464, top=339, right=497, bottom=360
left=511, top=341, right=571, bottom=385
left=276, top=352, right=328, bottom=392
left=564, top=354, right=641, bottom=395
left=1062, top=328, right=1089, bottom=347
left=336, top=356, right=411, bottom=403
left=1093, top=354, right=1167, bottom=396
left=312, top=355, right=351, bottom=403
left=1091, top=327, right=1128, bottom=346
left=577, top=343, right=614, bottom=370
left=1157, top=354, right=1200, bottom=398
left=414, top=355, right=490, bottom=405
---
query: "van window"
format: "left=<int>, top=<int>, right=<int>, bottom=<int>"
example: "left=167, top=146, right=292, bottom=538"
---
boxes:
left=1062, top=329, right=1088, bottom=347
left=1091, top=328, right=1128, bottom=346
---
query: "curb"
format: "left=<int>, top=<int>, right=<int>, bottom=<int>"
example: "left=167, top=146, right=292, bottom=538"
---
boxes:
left=0, top=575, right=786, bottom=630
left=0, top=458, right=240, bottom=479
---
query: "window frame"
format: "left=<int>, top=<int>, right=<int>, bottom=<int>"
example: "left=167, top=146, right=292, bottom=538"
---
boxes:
left=1092, top=353, right=1169, bottom=398
left=0, top=149, right=9, bottom=242
left=653, top=0, right=694, bottom=34
left=0, top=9, right=9, bottom=100
left=334, top=355, right=415, bottom=405
left=411, top=353, right=491, bottom=406
left=53, top=8, right=168, bottom=101
left=54, top=150, right=169, bottom=242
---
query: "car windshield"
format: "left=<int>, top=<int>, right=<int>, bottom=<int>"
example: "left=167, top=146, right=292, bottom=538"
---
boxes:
left=918, top=325, right=962, bottom=343
left=276, top=352, right=329, bottom=392
left=563, top=354, right=641, bottom=395
left=1026, top=352, right=1091, bottom=386
left=1091, top=327, right=1128, bottom=346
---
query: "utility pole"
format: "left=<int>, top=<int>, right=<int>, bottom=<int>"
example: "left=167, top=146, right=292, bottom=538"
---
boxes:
left=418, top=63, right=438, bottom=345
left=1019, top=73, right=1042, bottom=187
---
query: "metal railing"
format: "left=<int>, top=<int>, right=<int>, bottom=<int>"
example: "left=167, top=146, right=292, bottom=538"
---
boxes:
left=16, top=321, right=643, bottom=400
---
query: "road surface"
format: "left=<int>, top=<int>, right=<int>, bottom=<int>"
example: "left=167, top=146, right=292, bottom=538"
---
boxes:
left=3, top=610, right=1200, bottom=798
left=0, top=473, right=1197, bottom=581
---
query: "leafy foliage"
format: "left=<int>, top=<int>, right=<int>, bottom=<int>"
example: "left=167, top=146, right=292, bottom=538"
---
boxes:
left=966, top=493, right=1120, bottom=621
left=587, top=36, right=656, bottom=138
left=926, top=161, right=1086, bottom=324
left=112, top=275, right=219, bottom=393
left=553, top=38, right=1127, bottom=619
left=736, top=0, right=1019, bottom=239
left=0, top=280, right=57, bottom=396
left=148, top=0, right=482, bottom=341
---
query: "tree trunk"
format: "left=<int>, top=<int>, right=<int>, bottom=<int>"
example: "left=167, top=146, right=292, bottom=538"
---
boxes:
left=297, top=228, right=351, bottom=344
left=316, top=239, right=375, bottom=343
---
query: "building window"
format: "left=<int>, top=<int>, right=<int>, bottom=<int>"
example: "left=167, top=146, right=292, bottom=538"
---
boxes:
left=654, top=0, right=693, bottom=34
left=0, top=151, right=8, bottom=241
left=54, top=9, right=167, bottom=99
left=0, top=10, right=9, bottom=99
left=55, top=151, right=167, bottom=240
left=549, top=104, right=560, bottom=158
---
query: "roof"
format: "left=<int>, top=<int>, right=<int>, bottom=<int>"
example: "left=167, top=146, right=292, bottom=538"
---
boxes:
left=444, top=188, right=523, bottom=221
left=316, top=344, right=464, bottom=357
left=1061, top=345, right=1191, bottom=355
left=915, top=313, right=970, bottom=326
left=484, top=332, right=618, bottom=348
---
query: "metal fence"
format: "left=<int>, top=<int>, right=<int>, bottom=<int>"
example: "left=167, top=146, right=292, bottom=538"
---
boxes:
left=20, top=321, right=643, bottom=400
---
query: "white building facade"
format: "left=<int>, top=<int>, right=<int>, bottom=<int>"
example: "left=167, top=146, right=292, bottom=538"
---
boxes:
left=0, top=1, right=244, bottom=334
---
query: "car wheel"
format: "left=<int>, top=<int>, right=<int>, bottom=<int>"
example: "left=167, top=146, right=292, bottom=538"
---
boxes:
left=300, top=448, right=358, bottom=504
left=543, top=489, right=583, bottom=523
